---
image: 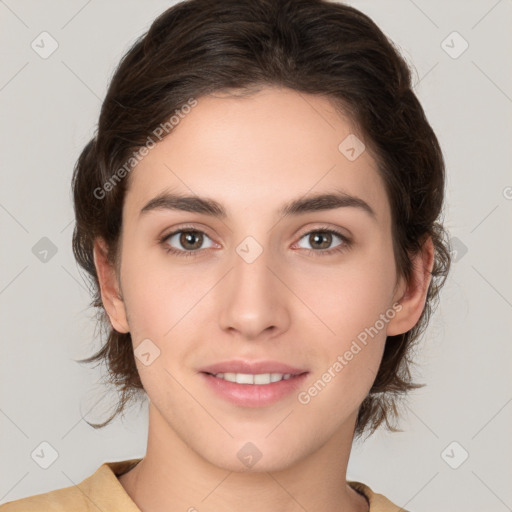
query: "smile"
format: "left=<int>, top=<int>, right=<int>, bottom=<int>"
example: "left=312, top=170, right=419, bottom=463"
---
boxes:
left=207, top=372, right=294, bottom=384
left=201, top=371, right=308, bottom=407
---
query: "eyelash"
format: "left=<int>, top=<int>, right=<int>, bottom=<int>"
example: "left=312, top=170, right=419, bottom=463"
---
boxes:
left=159, top=225, right=352, bottom=258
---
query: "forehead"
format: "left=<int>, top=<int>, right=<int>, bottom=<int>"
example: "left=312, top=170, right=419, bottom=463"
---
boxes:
left=123, top=87, right=390, bottom=227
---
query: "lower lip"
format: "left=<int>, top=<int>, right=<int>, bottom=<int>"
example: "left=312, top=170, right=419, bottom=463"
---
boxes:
left=200, top=372, right=309, bottom=407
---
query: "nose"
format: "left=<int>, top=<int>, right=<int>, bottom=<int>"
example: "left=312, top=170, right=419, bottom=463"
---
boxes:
left=217, top=244, right=290, bottom=341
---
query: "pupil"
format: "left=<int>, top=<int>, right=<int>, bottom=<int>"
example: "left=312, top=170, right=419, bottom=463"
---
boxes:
left=181, top=231, right=202, bottom=250
left=311, top=232, right=331, bottom=249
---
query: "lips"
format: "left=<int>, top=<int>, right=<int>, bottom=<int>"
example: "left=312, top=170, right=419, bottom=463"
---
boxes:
left=200, top=370, right=309, bottom=407
left=199, top=359, right=308, bottom=376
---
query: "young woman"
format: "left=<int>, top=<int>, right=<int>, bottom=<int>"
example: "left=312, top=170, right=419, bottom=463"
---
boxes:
left=0, top=0, right=450, bottom=510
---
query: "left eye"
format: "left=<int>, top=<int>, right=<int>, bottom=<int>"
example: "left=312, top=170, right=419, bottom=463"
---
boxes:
left=296, top=229, right=347, bottom=251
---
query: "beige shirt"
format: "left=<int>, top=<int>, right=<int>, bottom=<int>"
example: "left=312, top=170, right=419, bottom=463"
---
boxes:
left=0, top=458, right=408, bottom=511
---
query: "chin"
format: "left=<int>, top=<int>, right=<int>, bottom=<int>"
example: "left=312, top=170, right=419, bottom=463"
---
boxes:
left=193, top=432, right=315, bottom=474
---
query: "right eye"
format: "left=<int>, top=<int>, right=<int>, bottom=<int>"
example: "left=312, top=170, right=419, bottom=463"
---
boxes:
left=160, top=228, right=216, bottom=257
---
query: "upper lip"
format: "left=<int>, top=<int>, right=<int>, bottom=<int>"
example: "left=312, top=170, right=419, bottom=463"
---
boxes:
left=199, top=360, right=308, bottom=375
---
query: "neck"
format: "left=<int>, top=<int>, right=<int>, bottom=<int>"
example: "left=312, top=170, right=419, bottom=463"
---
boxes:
left=118, top=403, right=369, bottom=512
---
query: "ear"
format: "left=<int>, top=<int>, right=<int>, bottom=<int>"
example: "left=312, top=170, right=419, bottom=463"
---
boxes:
left=93, top=237, right=130, bottom=334
left=386, top=235, right=435, bottom=337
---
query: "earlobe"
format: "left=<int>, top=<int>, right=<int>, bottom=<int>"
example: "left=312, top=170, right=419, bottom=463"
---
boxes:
left=93, top=237, right=130, bottom=334
left=386, top=236, right=435, bottom=337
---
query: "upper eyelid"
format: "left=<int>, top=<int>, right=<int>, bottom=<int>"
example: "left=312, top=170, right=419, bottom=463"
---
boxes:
left=163, top=224, right=347, bottom=237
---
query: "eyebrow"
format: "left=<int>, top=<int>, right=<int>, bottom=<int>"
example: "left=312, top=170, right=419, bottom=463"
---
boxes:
left=139, top=190, right=376, bottom=221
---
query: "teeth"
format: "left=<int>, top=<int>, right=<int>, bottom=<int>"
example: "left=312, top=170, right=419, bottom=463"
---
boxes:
left=213, top=372, right=293, bottom=384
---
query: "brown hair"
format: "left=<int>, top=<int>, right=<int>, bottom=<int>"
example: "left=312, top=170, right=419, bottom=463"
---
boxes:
left=72, top=0, right=451, bottom=440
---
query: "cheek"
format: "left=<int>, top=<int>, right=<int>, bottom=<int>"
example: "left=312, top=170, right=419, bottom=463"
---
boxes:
left=119, top=249, right=208, bottom=389
left=294, top=239, right=397, bottom=340
left=297, top=293, right=389, bottom=421
left=293, top=241, right=396, bottom=402
left=120, top=248, right=206, bottom=339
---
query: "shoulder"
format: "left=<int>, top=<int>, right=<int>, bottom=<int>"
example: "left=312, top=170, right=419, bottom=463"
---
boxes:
left=348, top=480, right=410, bottom=512
left=0, top=485, right=89, bottom=511
left=0, top=459, right=142, bottom=512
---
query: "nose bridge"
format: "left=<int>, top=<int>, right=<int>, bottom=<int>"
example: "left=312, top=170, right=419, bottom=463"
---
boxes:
left=217, top=234, right=289, bottom=338
left=233, top=237, right=274, bottom=296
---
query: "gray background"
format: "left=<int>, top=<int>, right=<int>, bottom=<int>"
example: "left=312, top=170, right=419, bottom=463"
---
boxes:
left=1, top=1, right=511, bottom=510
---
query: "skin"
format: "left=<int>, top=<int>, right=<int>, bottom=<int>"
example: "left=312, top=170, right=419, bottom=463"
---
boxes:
left=93, top=86, right=434, bottom=512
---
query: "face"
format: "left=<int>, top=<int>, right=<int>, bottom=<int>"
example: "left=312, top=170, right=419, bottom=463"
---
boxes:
left=95, top=86, right=428, bottom=472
